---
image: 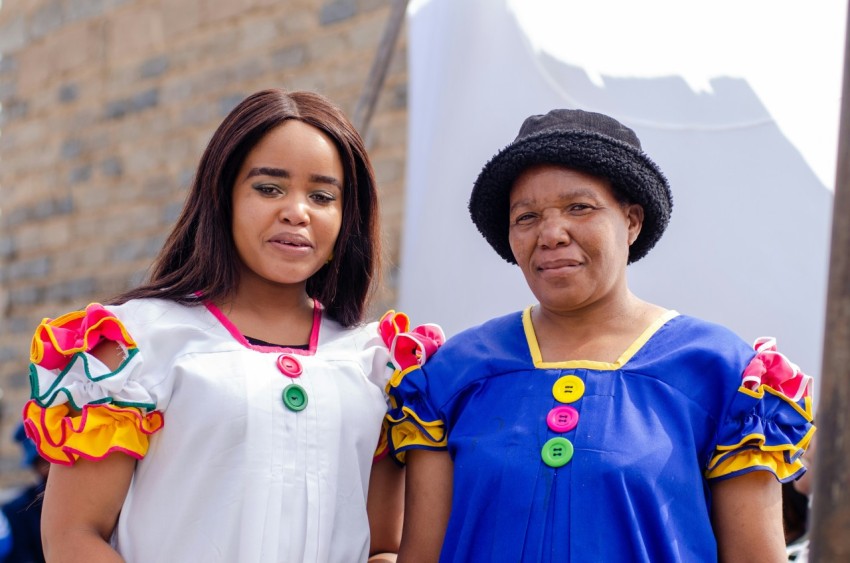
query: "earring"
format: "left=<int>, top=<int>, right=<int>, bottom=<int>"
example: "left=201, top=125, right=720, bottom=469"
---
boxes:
left=327, top=251, right=334, bottom=263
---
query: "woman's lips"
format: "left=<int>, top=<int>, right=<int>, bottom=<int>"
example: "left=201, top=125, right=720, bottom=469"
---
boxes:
left=269, top=232, right=313, bottom=248
left=537, top=258, right=582, bottom=272
left=268, top=232, right=314, bottom=255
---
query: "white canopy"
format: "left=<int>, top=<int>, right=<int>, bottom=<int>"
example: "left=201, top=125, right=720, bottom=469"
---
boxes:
left=399, top=0, right=844, bottom=383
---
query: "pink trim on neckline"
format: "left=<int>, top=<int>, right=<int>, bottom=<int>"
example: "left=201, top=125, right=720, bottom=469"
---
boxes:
left=203, top=299, right=321, bottom=356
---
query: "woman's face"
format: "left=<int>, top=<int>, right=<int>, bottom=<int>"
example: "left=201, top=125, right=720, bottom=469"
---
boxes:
left=231, top=120, right=344, bottom=290
left=508, top=165, right=643, bottom=313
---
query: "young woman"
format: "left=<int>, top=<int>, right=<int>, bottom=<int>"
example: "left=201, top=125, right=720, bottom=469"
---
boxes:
left=24, top=89, right=413, bottom=562
left=387, top=109, right=815, bottom=562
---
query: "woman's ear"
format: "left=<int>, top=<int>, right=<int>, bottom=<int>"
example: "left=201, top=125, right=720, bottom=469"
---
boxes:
left=626, top=204, right=644, bottom=246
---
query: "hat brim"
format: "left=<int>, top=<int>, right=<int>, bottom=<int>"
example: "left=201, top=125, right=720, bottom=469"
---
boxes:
left=469, top=129, right=672, bottom=264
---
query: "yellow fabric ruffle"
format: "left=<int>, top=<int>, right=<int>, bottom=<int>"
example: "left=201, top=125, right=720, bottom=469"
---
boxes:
left=705, top=447, right=806, bottom=482
left=22, top=400, right=164, bottom=466
left=387, top=406, right=447, bottom=464
left=706, top=423, right=815, bottom=482
left=712, top=424, right=815, bottom=457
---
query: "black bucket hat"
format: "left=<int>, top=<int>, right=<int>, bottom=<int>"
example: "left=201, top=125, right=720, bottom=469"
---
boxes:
left=469, top=109, right=672, bottom=264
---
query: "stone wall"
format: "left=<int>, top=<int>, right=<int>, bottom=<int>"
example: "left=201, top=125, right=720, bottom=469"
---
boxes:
left=0, top=0, right=409, bottom=483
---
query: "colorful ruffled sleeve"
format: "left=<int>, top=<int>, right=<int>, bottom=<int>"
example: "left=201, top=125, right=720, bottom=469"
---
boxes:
left=706, top=337, right=815, bottom=482
left=378, top=310, right=447, bottom=464
left=23, top=303, right=164, bottom=466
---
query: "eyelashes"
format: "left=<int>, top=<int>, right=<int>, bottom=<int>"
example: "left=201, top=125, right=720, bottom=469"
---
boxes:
left=251, top=183, right=338, bottom=206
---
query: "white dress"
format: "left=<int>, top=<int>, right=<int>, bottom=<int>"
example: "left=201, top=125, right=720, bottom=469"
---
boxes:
left=29, top=298, right=392, bottom=562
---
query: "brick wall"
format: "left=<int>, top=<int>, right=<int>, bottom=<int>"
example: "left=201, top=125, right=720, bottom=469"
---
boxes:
left=0, top=0, right=409, bottom=483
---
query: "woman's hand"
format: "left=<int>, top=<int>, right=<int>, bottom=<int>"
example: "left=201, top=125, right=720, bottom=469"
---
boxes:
left=711, top=470, right=786, bottom=563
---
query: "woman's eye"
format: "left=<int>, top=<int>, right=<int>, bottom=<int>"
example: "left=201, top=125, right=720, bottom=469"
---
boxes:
left=514, top=213, right=536, bottom=224
left=254, top=184, right=280, bottom=196
left=311, top=192, right=337, bottom=204
left=569, top=203, right=593, bottom=213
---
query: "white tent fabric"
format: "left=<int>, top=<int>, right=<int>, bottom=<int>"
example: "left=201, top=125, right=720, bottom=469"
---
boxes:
left=399, top=0, right=839, bottom=380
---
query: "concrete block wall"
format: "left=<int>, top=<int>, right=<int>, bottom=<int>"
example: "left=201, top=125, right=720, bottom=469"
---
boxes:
left=0, top=0, right=409, bottom=483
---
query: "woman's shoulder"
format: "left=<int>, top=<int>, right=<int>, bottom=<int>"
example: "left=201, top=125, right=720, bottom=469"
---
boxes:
left=651, top=313, right=753, bottom=358
left=314, top=316, right=396, bottom=383
left=624, top=313, right=758, bottom=398
left=108, top=297, right=207, bottom=324
left=440, top=310, right=525, bottom=353
left=423, top=310, right=527, bottom=381
left=101, top=298, right=226, bottom=360
left=318, top=315, right=379, bottom=349
left=109, top=297, right=217, bottom=330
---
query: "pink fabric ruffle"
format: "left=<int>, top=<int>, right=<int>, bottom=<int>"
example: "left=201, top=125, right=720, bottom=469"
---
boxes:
left=378, top=310, right=445, bottom=371
left=741, top=337, right=812, bottom=402
left=31, top=304, right=136, bottom=370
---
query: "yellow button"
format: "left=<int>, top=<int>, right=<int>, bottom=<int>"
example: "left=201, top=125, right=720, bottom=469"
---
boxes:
left=552, top=375, right=585, bottom=403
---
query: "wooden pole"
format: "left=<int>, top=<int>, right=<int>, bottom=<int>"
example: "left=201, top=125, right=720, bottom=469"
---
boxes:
left=809, top=2, right=850, bottom=560
left=352, top=0, right=410, bottom=136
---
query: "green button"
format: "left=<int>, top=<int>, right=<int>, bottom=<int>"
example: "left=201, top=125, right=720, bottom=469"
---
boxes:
left=541, top=437, right=574, bottom=468
left=282, top=384, right=308, bottom=411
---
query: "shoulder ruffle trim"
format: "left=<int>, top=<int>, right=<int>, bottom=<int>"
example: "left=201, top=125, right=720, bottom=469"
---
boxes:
left=706, top=337, right=815, bottom=482
left=741, top=337, right=812, bottom=402
left=378, top=310, right=445, bottom=373
left=22, top=400, right=164, bottom=466
left=31, top=304, right=136, bottom=370
left=379, top=311, right=447, bottom=464
left=386, top=401, right=448, bottom=464
left=28, top=349, right=149, bottom=410
left=27, top=304, right=157, bottom=411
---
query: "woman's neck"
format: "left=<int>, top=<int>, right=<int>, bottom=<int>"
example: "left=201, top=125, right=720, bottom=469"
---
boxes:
left=532, top=291, right=666, bottom=363
left=215, top=277, right=316, bottom=346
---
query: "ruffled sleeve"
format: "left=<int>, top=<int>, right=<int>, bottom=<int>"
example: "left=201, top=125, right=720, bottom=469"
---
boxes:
left=378, top=310, right=447, bottom=464
left=706, top=337, right=815, bottom=482
left=23, top=303, right=164, bottom=466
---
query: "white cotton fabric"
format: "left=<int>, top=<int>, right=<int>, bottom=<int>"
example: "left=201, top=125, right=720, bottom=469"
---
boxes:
left=101, top=299, right=391, bottom=562
left=30, top=345, right=153, bottom=409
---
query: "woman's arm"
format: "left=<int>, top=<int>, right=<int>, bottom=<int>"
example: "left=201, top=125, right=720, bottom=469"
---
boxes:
left=710, top=470, right=786, bottom=563
left=396, top=450, right=453, bottom=563
left=41, top=339, right=136, bottom=562
left=367, top=454, right=405, bottom=560
left=42, top=453, right=135, bottom=562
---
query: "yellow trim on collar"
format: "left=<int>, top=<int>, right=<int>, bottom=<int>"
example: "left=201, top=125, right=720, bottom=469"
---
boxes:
left=523, top=306, right=679, bottom=369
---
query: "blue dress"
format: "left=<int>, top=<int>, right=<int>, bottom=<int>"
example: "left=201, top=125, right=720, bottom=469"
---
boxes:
left=385, top=309, right=814, bottom=562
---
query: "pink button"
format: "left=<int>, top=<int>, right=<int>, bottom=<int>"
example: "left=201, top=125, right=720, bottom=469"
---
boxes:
left=277, top=354, right=303, bottom=378
left=547, top=405, right=579, bottom=433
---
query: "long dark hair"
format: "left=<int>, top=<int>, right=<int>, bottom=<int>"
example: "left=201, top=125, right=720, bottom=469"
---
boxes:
left=112, top=89, right=381, bottom=327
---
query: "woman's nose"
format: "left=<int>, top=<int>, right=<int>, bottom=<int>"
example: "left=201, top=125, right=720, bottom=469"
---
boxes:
left=279, top=197, right=310, bottom=225
left=538, top=215, right=570, bottom=248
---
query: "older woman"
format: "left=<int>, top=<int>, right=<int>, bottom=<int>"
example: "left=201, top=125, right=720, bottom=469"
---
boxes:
left=386, top=110, right=815, bottom=562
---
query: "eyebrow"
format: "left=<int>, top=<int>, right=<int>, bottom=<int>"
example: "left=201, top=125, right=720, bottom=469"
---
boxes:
left=245, top=167, right=342, bottom=188
left=509, top=188, right=602, bottom=214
